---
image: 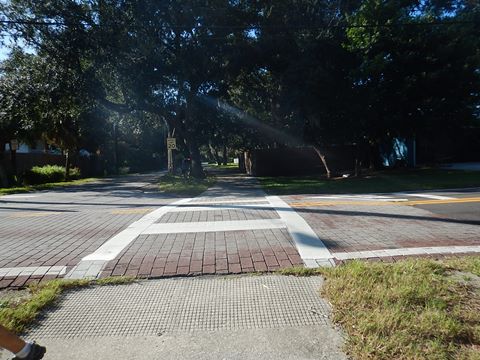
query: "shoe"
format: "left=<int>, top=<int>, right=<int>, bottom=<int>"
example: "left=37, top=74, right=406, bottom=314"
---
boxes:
left=12, top=343, right=46, bottom=360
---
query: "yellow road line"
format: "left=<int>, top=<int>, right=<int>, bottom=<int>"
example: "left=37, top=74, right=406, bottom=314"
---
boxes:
left=111, top=208, right=153, bottom=215
left=403, top=197, right=480, bottom=206
left=292, top=201, right=396, bottom=207
left=10, top=212, right=61, bottom=218
left=291, top=197, right=480, bottom=207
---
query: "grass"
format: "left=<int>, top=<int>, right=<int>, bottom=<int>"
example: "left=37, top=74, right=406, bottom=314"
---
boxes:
left=158, top=173, right=216, bottom=196
left=0, top=277, right=135, bottom=334
left=289, top=258, right=480, bottom=360
left=209, top=163, right=239, bottom=170
left=444, top=257, right=480, bottom=277
left=259, top=168, right=480, bottom=195
left=0, top=178, right=98, bottom=196
left=278, top=266, right=323, bottom=277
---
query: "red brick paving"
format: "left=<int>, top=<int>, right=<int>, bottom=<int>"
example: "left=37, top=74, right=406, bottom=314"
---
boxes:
left=293, top=200, right=479, bottom=254
left=98, top=229, right=303, bottom=280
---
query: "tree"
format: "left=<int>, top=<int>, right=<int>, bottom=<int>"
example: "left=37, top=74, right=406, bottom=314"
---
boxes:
left=0, top=51, right=46, bottom=185
left=346, top=0, right=480, bottom=162
left=1, top=0, right=478, bottom=178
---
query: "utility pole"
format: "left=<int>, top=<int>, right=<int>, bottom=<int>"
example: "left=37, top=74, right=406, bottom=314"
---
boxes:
left=162, top=119, right=174, bottom=174
left=167, top=129, right=176, bottom=174
left=168, top=137, right=173, bottom=173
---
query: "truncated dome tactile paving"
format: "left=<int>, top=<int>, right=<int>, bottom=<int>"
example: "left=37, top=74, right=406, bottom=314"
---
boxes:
left=27, top=275, right=329, bottom=338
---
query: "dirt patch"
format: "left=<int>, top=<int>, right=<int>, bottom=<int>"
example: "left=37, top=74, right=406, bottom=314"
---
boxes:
left=0, top=288, right=31, bottom=307
left=450, top=270, right=480, bottom=289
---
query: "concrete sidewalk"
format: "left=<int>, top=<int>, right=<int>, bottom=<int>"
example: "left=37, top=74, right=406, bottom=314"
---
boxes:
left=0, top=275, right=346, bottom=360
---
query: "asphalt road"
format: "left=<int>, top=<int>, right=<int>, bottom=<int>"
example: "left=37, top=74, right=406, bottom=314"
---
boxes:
left=413, top=189, right=480, bottom=224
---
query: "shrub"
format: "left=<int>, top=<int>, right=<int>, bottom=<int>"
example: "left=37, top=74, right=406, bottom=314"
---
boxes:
left=69, top=167, right=81, bottom=179
left=23, top=165, right=81, bottom=185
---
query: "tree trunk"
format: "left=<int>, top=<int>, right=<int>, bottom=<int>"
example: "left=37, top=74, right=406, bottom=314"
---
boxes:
left=354, top=158, right=360, bottom=177
left=113, top=123, right=119, bottom=175
left=65, top=150, right=71, bottom=180
left=183, top=89, right=204, bottom=179
left=0, top=143, right=8, bottom=187
left=313, top=145, right=331, bottom=179
left=222, top=144, right=228, bottom=165
left=0, top=165, right=8, bottom=187
left=369, top=143, right=376, bottom=170
left=188, top=138, right=205, bottom=179
left=10, top=149, right=17, bottom=185
left=208, top=142, right=222, bottom=165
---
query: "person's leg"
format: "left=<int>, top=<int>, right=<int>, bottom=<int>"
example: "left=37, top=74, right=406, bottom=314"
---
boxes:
left=0, top=324, right=25, bottom=354
left=0, top=325, right=46, bottom=359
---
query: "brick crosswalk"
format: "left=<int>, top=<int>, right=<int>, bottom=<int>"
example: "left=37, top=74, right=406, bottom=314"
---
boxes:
left=2, top=174, right=478, bottom=289
left=68, top=177, right=323, bottom=280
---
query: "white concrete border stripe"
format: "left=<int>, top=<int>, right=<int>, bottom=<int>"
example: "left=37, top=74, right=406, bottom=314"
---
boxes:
left=1, top=194, right=39, bottom=199
left=267, top=196, right=333, bottom=263
left=0, top=266, right=67, bottom=277
left=394, top=192, right=453, bottom=200
left=188, top=199, right=269, bottom=205
left=333, top=246, right=480, bottom=260
left=310, top=195, right=393, bottom=199
left=81, top=198, right=192, bottom=262
left=143, top=219, right=285, bottom=234
left=309, top=195, right=407, bottom=202
left=408, top=193, right=453, bottom=200
left=168, top=203, right=275, bottom=212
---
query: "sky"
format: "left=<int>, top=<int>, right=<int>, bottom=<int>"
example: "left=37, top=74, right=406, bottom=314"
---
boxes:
left=0, top=46, right=8, bottom=61
left=0, top=0, right=8, bottom=60
left=0, top=37, right=36, bottom=62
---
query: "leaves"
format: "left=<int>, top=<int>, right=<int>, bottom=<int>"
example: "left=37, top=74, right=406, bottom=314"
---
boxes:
left=0, top=0, right=478, bottom=169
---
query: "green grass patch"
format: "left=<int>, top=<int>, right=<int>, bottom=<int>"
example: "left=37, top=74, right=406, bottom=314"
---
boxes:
left=158, top=174, right=216, bottom=196
left=0, top=178, right=98, bottom=196
left=0, top=277, right=135, bottom=334
left=0, top=187, right=31, bottom=195
left=316, top=258, right=480, bottom=360
left=443, top=256, right=480, bottom=277
left=259, top=169, right=480, bottom=195
left=209, top=163, right=239, bottom=170
left=95, top=276, right=136, bottom=286
left=278, top=266, right=323, bottom=277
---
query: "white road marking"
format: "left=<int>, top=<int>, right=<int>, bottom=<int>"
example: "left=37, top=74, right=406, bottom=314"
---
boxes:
left=1, top=194, right=38, bottom=199
left=310, top=195, right=392, bottom=199
left=267, top=196, right=333, bottom=265
left=333, top=245, right=480, bottom=260
left=168, top=203, right=275, bottom=212
left=81, top=198, right=192, bottom=262
left=309, top=195, right=408, bottom=202
left=143, top=219, right=285, bottom=234
left=188, top=199, right=269, bottom=205
left=0, top=266, right=67, bottom=277
left=400, top=193, right=454, bottom=200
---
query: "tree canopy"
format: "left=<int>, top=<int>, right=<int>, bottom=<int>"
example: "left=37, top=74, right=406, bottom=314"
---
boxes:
left=0, top=0, right=479, bottom=178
